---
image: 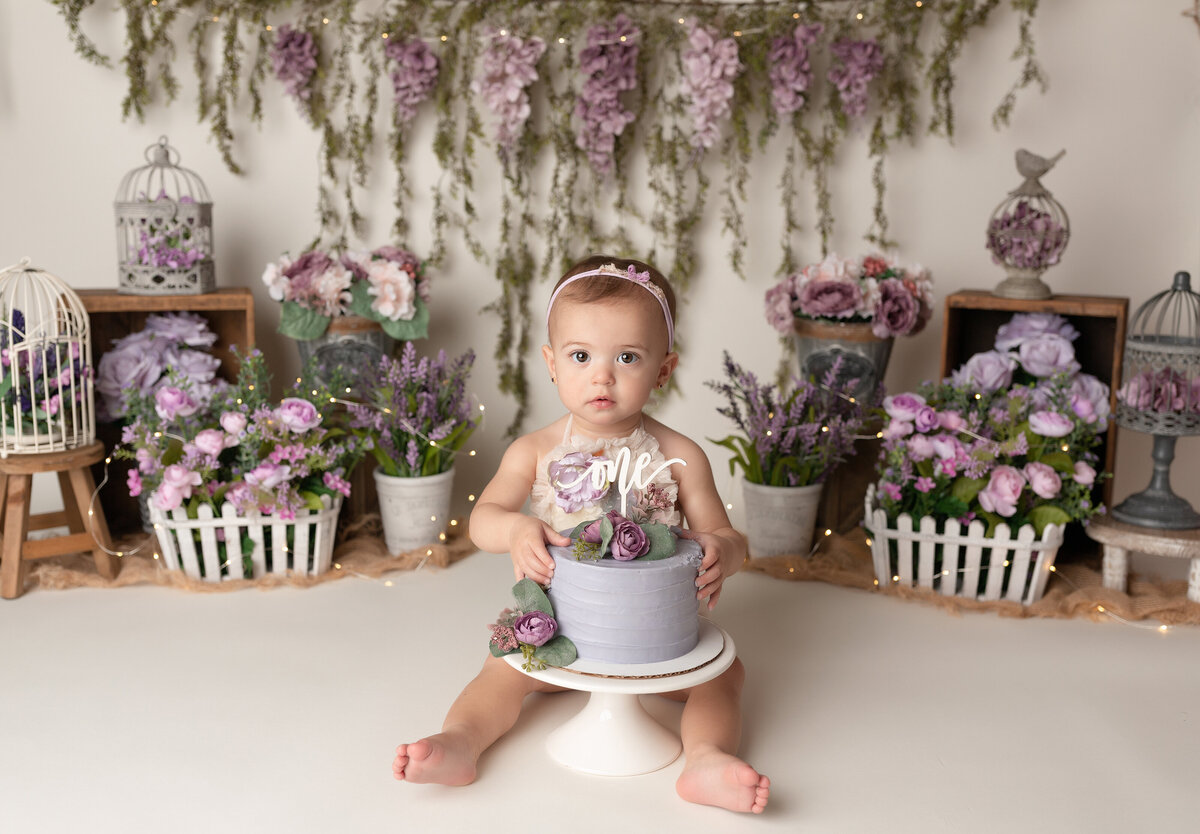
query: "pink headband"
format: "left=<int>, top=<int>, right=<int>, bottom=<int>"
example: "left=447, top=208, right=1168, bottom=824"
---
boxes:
left=545, top=263, right=675, bottom=351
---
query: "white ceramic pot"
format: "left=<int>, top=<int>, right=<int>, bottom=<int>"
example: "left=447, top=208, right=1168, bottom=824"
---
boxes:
left=740, top=480, right=824, bottom=558
left=373, top=467, right=455, bottom=555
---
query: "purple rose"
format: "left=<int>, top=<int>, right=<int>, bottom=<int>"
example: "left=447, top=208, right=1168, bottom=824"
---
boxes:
left=607, top=511, right=649, bottom=561
left=1073, top=461, right=1096, bottom=486
left=275, top=397, right=322, bottom=432
left=951, top=350, right=1017, bottom=394
left=549, top=451, right=609, bottom=513
left=155, top=386, right=199, bottom=421
left=764, top=280, right=797, bottom=334
left=883, top=392, right=926, bottom=422
left=163, top=344, right=221, bottom=385
left=143, top=311, right=218, bottom=348
left=283, top=250, right=334, bottom=294
left=1017, top=334, right=1080, bottom=378
left=977, top=465, right=1025, bottom=517
left=871, top=278, right=919, bottom=338
left=913, top=406, right=940, bottom=433
left=1029, top=410, right=1073, bottom=438
left=994, top=313, right=1079, bottom=351
left=513, top=611, right=558, bottom=646
left=580, top=518, right=604, bottom=543
left=95, top=343, right=165, bottom=415
left=1069, top=373, right=1111, bottom=431
left=245, top=462, right=291, bottom=490
left=1023, top=462, right=1062, bottom=500
left=799, top=279, right=861, bottom=319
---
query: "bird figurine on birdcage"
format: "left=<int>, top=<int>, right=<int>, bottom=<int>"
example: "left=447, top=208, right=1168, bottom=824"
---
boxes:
left=114, top=135, right=215, bottom=295
left=1112, top=271, right=1200, bottom=529
left=0, top=259, right=95, bottom=457
left=986, top=148, right=1070, bottom=300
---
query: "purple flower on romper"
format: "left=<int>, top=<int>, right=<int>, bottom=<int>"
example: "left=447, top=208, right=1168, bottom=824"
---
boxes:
left=548, top=451, right=609, bottom=513
left=385, top=38, right=439, bottom=122
left=872, top=278, right=920, bottom=338
left=575, top=14, right=639, bottom=177
left=513, top=611, right=558, bottom=647
left=799, top=280, right=861, bottom=319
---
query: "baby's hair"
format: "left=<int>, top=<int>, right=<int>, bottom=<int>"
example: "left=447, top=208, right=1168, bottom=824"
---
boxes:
left=549, top=255, right=677, bottom=335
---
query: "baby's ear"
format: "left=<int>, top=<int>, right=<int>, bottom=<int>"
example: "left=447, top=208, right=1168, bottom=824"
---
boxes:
left=657, top=351, right=679, bottom=386
left=541, top=343, right=556, bottom=377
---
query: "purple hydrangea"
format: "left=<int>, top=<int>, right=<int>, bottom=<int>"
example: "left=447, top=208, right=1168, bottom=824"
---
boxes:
left=271, top=25, right=318, bottom=103
left=987, top=200, right=1068, bottom=270
left=575, top=15, right=639, bottom=177
left=768, top=24, right=823, bottom=116
left=828, top=39, right=883, bottom=120
left=681, top=24, right=742, bottom=150
left=385, top=38, right=439, bottom=123
left=474, top=30, right=546, bottom=159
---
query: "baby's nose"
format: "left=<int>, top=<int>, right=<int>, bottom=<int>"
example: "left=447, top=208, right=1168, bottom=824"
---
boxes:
left=592, top=363, right=615, bottom=384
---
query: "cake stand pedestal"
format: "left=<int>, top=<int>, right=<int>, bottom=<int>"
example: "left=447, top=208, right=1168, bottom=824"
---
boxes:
left=504, top=619, right=735, bottom=777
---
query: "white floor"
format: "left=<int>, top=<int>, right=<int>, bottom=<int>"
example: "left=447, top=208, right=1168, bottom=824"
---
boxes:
left=1, top=552, right=1196, bottom=834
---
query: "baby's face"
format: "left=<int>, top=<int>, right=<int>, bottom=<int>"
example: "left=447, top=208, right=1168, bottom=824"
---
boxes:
left=544, top=297, right=674, bottom=435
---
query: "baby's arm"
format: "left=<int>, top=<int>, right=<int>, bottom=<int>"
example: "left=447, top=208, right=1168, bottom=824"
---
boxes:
left=662, top=432, right=747, bottom=611
left=469, top=435, right=570, bottom=585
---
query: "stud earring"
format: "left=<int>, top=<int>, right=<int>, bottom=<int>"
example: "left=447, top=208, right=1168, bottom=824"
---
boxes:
left=551, top=376, right=556, bottom=384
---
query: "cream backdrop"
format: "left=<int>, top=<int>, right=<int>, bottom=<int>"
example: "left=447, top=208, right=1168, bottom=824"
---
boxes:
left=2, top=2, right=1197, bottom=574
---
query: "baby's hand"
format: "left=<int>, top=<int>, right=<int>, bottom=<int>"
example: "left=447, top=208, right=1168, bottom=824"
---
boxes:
left=509, top=515, right=570, bottom=585
left=677, top=528, right=744, bottom=611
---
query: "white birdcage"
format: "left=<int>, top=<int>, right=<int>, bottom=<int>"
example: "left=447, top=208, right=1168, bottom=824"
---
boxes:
left=114, top=135, right=215, bottom=295
left=0, top=259, right=95, bottom=456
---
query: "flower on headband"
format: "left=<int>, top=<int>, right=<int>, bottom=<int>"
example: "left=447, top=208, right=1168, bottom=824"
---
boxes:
left=626, top=265, right=651, bottom=283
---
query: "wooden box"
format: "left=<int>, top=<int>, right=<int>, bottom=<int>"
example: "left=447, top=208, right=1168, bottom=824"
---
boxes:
left=80, top=288, right=256, bottom=534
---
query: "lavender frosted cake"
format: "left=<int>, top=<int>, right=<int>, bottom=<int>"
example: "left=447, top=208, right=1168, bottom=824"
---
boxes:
left=545, top=536, right=703, bottom=665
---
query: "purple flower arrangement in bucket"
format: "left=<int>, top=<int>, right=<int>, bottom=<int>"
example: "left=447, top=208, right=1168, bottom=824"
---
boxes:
left=705, top=351, right=877, bottom=488
left=262, top=245, right=430, bottom=342
left=765, top=253, right=934, bottom=339
left=872, top=313, right=1108, bottom=539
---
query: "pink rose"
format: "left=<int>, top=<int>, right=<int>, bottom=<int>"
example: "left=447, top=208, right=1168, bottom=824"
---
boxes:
left=153, top=483, right=184, bottom=512
left=882, top=419, right=913, bottom=440
left=220, top=411, right=248, bottom=436
left=1029, top=410, right=1074, bottom=438
left=884, top=393, right=926, bottom=422
left=161, top=464, right=202, bottom=498
left=977, top=466, right=1026, bottom=517
left=1073, top=461, right=1096, bottom=486
left=930, top=433, right=964, bottom=460
left=913, top=406, right=940, bottom=434
left=154, top=386, right=199, bottom=421
left=938, top=410, right=966, bottom=432
left=907, top=434, right=935, bottom=461
left=275, top=398, right=321, bottom=433
left=1023, top=462, right=1062, bottom=500
left=193, top=429, right=229, bottom=458
left=245, top=462, right=291, bottom=490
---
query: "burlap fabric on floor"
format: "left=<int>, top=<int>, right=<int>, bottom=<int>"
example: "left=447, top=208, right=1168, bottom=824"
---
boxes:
left=26, top=514, right=476, bottom=594
left=745, top=531, right=1200, bottom=625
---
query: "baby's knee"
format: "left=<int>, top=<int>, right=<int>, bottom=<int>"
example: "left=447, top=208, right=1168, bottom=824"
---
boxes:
left=720, top=656, right=746, bottom=690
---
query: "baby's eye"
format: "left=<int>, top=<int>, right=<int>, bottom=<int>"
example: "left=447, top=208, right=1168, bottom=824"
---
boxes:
left=617, top=352, right=640, bottom=365
left=570, top=350, right=590, bottom=364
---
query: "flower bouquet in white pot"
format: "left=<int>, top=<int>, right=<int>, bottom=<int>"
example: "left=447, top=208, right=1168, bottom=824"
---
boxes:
left=348, top=342, right=480, bottom=555
left=865, top=313, right=1109, bottom=603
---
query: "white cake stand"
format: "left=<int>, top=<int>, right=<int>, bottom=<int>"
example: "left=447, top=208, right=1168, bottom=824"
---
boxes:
left=503, top=619, right=735, bottom=777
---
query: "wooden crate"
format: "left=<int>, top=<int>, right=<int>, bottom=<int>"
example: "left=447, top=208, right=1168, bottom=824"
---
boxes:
left=80, top=288, right=256, bottom=534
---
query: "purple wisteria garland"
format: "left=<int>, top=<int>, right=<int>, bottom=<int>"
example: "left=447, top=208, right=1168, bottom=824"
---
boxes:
left=474, top=30, right=547, bottom=161
left=828, top=38, right=884, bottom=120
left=768, top=23, right=823, bottom=116
left=681, top=24, right=742, bottom=151
left=385, top=38, right=439, bottom=123
left=271, top=24, right=318, bottom=114
left=575, top=14, right=640, bottom=178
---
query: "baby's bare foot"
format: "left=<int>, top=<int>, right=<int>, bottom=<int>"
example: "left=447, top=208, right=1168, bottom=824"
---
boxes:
left=676, top=747, right=770, bottom=814
left=392, top=732, right=477, bottom=786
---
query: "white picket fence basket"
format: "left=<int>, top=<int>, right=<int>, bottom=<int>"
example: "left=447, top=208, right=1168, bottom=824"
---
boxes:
left=863, top=485, right=1065, bottom=605
left=149, top=494, right=342, bottom=582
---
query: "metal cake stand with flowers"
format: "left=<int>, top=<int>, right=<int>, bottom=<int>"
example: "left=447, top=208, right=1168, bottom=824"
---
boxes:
left=865, top=312, right=1110, bottom=603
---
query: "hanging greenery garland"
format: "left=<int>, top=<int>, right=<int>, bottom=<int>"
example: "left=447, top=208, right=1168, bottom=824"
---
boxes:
left=51, top=0, right=1045, bottom=434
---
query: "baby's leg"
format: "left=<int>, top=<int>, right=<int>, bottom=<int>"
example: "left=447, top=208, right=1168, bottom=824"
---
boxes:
left=394, top=654, right=563, bottom=785
left=669, top=658, right=770, bottom=814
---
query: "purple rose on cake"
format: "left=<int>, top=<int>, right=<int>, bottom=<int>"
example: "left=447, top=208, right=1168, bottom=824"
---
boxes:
left=513, top=611, right=558, bottom=646
left=607, top=510, right=650, bottom=561
left=549, top=451, right=610, bottom=513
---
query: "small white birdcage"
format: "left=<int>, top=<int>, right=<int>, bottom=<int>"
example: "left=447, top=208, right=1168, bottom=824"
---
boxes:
left=0, top=259, right=95, bottom=456
left=114, top=135, right=215, bottom=295
left=986, top=149, right=1070, bottom=300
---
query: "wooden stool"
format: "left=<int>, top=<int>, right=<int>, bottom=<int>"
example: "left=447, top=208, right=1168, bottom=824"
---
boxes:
left=1084, top=515, right=1200, bottom=603
left=0, top=441, right=119, bottom=599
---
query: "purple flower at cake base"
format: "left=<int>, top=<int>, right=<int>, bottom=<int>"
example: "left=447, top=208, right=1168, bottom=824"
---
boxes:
left=1017, top=334, right=1080, bottom=378
left=154, top=386, right=199, bottom=421
left=799, top=279, right=861, bottom=319
left=1029, top=410, right=1074, bottom=438
left=872, top=278, right=920, bottom=338
left=275, top=397, right=322, bottom=433
left=512, top=611, right=558, bottom=647
left=913, top=406, right=940, bottom=434
left=994, top=313, right=1079, bottom=351
left=489, top=624, right=519, bottom=653
left=951, top=350, right=1018, bottom=394
left=977, top=466, right=1026, bottom=517
left=607, top=511, right=649, bottom=560
left=549, top=451, right=609, bottom=513
left=1073, top=461, right=1097, bottom=486
left=883, top=393, right=926, bottom=422
left=1023, top=462, right=1062, bottom=500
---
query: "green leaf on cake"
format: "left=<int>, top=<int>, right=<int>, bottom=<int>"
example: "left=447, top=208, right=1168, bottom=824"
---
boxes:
left=513, top=577, right=554, bottom=616
left=597, top=515, right=615, bottom=556
left=489, top=640, right=511, bottom=658
left=638, top=522, right=676, bottom=561
left=279, top=300, right=331, bottom=340
left=534, top=635, right=577, bottom=668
